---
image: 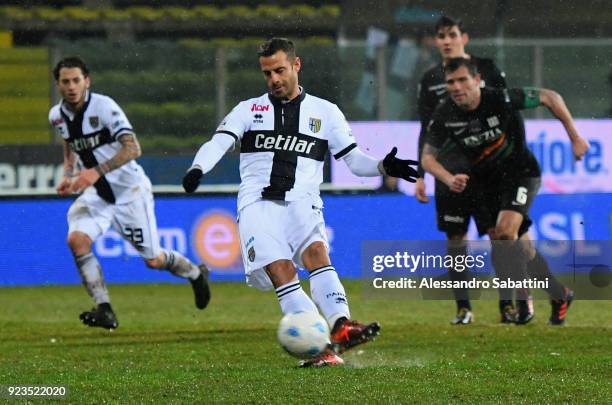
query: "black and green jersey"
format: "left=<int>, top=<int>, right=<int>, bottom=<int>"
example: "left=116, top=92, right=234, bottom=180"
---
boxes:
left=416, top=56, right=506, bottom=176
left=426, top=87, right=542, bottom=180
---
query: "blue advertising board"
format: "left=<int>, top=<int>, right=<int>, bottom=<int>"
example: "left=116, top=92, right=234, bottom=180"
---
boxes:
left=0, top=193, right=610, bottom=287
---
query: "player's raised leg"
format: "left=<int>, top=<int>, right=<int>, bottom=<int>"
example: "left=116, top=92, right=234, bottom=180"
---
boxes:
left=116, top=193, right=210, bottom=310
left=236, top=199, right=337, bottom=367
left=518, top=233, right=574, bottom=325
left=302, top=241, right=380, bottom=355
left=144, top=251, right=210, bottom=310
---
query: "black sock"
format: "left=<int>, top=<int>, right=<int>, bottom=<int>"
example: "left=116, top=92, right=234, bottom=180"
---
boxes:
left=492, top=240, right=529, bottom=302
left=98, top=302, right=113, bottom=311
left=499, top=300, right=513, bottom=313
left=448, top=242, right=471, bottom=310
left=456, top=300, right=471, bottom=311
left=526, top=251, right=565, bottom=300
left=515, top=298, right=531, bottom=316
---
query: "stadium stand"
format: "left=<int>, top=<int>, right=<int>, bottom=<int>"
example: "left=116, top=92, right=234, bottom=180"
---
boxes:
left=0, top=3, right=341, bottom=44
left=0, top=47, right=50, bottom=144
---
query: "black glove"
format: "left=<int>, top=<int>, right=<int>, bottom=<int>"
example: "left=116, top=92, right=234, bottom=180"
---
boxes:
left=382, top=147, right=419, bottom=183
left=182, top=168, right=203, bottom=193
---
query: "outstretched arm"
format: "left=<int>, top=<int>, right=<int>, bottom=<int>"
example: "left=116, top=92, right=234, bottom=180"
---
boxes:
left=70, top=133, right=141, bottom=193
left=183, top=133, right=235, bottom=193
left=342, top=146, right=419, bottom=182
left=421, top=143, right=468, bottom=193
left=342, top=147, right=384, bottom=177
left=539, top=89, right=589, bottom=160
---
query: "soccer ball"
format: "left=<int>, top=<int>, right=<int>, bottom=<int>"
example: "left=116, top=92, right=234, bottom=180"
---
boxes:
left=277, top=311, right=330, bottom=359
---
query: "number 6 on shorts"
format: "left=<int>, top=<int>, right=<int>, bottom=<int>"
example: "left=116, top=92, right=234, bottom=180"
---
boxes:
left=515, top=186, right=528, bottom=205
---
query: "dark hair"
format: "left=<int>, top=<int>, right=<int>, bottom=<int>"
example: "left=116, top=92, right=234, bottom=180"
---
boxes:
left=53, top=56, right=89, bottom=81
left=444, top=57, right=479, bottom=77
left=434, top=16, right=465, bottom=34
left=257, top=38, right=296, bottom=60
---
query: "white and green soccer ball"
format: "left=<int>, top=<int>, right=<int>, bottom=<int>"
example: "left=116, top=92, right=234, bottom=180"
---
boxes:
left=277, top=311, right=330, bottom=359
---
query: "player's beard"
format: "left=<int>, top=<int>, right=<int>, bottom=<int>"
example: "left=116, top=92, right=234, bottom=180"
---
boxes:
left=270, top=73, right=298, bottom=101
left=271, top=84, right=288, bottom=99
left=63, top=88, right=87, bottom=110
left=451, top=91, right=476, bottom=110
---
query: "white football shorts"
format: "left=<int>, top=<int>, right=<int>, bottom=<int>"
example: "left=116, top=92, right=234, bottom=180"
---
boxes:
left=67, top=190, right=161, bottom=259
left=237, top=196, right=329, bottom=291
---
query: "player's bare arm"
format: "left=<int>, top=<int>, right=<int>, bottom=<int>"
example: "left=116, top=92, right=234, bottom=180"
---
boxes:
left=57, top=141, right=77, bottom=196
left=414, top=177, right=429, bottom=203
left=98, top=133, right=141, bottom=174
left=538, top=88, right=590, bottom=160
left=421, top=143, right=468, bottom=193
left=70, top=133, right=141, bottom=193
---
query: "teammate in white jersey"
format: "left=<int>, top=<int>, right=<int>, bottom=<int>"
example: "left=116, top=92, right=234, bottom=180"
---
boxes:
left=49, top=57, right=211, bottom=329
left=182, top=38, right=419, bottom=367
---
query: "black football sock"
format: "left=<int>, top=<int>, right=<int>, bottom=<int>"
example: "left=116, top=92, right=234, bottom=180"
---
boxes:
left=448, top=242, right=472, bottom=311
left=526, top=251, right=566, bottom=300
left=499, top=300, right=514, bottom=313
left=492, top=240, right=529, bottom=304
left=456, top=300, right=472, bottom=311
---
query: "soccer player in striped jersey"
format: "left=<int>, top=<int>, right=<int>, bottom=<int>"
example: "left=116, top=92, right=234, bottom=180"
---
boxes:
left=50, top=57, right=210, bottom=330
left=183, top=38, right=419, bottom=366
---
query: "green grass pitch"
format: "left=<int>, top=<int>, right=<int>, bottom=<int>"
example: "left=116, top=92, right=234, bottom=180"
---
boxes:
left=1, top=281, right=610, bottom=403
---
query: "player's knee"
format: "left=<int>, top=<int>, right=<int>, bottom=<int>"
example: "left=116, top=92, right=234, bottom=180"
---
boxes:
left=67, top=232, right=92, bottom=256
left=494, top=226, right=517, bottom=241
left=302, top=241, right=329, bottom=268
left=486, top=228, right=497, bottom=240
left=266, top=260, right=297, bottom=287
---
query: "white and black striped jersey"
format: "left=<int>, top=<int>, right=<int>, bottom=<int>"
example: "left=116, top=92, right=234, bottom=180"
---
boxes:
left=49, top=91, right=151, bottom=204
left=216, top=90, right=356, bottom=210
